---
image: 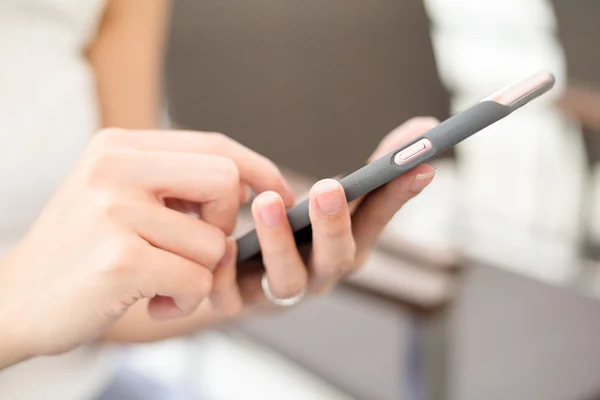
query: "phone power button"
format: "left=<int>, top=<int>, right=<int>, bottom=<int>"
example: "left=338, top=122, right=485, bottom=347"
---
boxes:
left=393, top=139, right=433, bottom=166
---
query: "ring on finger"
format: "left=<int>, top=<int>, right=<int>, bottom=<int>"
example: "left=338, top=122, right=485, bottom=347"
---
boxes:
left=261, top=272, right=307, bottom=307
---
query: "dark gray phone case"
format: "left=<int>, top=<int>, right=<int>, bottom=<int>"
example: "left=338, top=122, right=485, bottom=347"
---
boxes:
left=236, top=79, right=554, bottom=264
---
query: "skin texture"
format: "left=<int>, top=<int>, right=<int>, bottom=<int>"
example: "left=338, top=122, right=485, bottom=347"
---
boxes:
left=0, top=1, right=439, bottom=369
left=0, top=129, right=293, bottom=369
left=87, top=0, right=171, bottom=130
left=102, top=117, right=439, bottom=343
left=0, top=118, right=437, bottom=369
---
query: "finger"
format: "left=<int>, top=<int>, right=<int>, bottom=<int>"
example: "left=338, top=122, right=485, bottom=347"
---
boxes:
left=164, top=199, right=203, bottom=220
left=347, top=116, right=439, bottom=215
left=151, top=153, right=239, bottom=235
left=308, top=179, right=356, bottom=290
left=131, top=244, right=214, bottom=319
left=126, top=203, right=227, bottom=270
left=210, top=238, right=244, bottom=317
left=199, top=182, right=240, bottom=237
left=166, top=184, right=247, bottom=221
left=370, top=117, right=440, bottom=161
left=240, top=184, right=251, bottom=205
left=104, top=152, right=240, bottom=234
left=351, top=163, right=435, bottom=264
left=97, top=129, right=295, bottom=207
left=251, top=191, right=308, bottom=299
left=164, top=198, right=187, bottom=213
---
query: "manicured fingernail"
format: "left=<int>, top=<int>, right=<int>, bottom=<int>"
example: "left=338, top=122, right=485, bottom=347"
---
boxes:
left=313, top=179, right=343, bottom=214
left=410, top=170, right=436, bottom=193
left=255, top=191, right=283, bottom=227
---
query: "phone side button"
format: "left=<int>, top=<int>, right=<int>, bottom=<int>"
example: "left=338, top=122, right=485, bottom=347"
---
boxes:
left=393, top=139, right=433, bottom=166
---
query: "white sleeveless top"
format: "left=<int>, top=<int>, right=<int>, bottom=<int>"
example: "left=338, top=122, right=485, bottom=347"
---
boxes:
left=0, top=1, right=115, bottom=399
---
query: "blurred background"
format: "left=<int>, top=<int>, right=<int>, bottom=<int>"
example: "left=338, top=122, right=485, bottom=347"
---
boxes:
left=5, top=0, right=600, bottom=399
left=126, top=0, right=600, bottom=399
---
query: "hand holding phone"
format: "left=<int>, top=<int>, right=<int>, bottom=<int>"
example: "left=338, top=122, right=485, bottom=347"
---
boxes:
left=236, top=71, right=556, bottom=264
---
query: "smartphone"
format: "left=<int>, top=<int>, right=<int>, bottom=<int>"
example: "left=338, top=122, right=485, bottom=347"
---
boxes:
left=236, top=71, right=556, bottom=264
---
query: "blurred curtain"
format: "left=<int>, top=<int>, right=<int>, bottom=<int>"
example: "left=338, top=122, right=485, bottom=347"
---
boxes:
left=551, top=0, right=600, bottom=248
left=425, top=0, right=585, bottom=249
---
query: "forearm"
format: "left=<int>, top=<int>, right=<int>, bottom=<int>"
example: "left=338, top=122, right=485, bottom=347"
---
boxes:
left=87, top=0, right=170, bottom=129
left=88, top=47, right=163, bottom=129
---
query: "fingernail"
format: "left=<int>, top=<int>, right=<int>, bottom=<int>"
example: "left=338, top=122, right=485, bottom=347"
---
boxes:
left=255, top=191, right=283, bottom=227
left=313, top=179, right=343, bottom=214
left=410, top=170, right=436, bottom=193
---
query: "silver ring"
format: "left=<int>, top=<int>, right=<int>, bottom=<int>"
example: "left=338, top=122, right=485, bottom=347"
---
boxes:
left=261, top=272, right=307, bottom=307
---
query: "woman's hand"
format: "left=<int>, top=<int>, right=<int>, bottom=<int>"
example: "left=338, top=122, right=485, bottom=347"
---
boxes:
left=209, top=117, right=439, bottom=314
left=0, top=129, right=293, bottom=368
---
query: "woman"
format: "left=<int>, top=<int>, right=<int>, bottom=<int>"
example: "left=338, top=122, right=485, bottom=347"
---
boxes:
left=0, top=0, right=172, bottom=398
left=0, top=0, right=436, bottom=398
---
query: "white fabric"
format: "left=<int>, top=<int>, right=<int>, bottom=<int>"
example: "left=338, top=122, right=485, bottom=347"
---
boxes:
left=424, top=0, right=585, bottom=245
left=0, top=1, right=115, bottom=399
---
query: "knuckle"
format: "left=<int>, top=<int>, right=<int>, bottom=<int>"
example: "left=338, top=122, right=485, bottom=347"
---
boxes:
left=207, top=132, right=232, bottom=148
left=264, top=240, right=294, bottom=261
left=101, top=236, right=144, bottom=279
left=216, top=157, right=240, bottom=185
left=95, top=194, right=129, bottom=221
left=114, top=237, right=143, bottom=269
left=209, top=157, right=240, bottom=197
left=83, top=147, right=122, bottom=187
left=322, top=216, right=352, bottom=239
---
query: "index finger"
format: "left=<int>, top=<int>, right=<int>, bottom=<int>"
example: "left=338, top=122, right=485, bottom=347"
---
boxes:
left=96, top=129, right=295, bottom=207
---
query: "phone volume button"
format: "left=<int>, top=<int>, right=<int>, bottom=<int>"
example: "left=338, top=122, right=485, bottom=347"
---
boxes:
left=393, top=139, right=433, bottom=166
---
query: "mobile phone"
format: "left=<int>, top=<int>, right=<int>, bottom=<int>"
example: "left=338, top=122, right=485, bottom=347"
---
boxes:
left=236, top=71, right=556, bottom=264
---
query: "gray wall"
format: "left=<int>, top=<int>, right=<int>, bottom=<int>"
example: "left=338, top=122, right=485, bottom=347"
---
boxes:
left=165, top=0, right=449, bottom=178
